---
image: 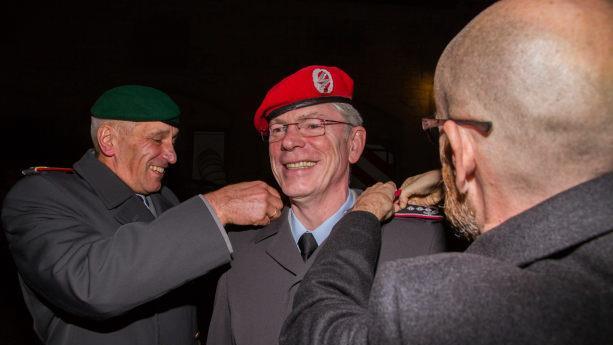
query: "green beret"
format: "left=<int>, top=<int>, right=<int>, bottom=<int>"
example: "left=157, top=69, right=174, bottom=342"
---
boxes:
left=91, top=85, right=180, bottom=125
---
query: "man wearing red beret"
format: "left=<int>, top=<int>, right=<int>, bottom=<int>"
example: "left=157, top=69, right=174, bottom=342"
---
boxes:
left=206, top=65, right=448, bottom=345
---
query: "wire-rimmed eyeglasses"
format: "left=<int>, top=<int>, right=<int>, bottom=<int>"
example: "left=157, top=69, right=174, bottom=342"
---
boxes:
left=421, top=117, right=493, bottom=143
left=262, top=118, right=354, bottom=143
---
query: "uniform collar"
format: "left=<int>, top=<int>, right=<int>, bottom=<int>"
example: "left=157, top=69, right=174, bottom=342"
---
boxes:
left=289, top=189, right=356, bottom=246
left=466, top=172, right=613, bottom=266
left=73, top=149, right=139, bottom=210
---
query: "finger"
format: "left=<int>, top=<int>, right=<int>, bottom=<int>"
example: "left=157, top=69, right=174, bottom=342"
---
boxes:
left=398, top=191, right=409, bottom=209
left=382, top=181, right=397, bottom=194
left=410, top=170, right=441, bottom=193
left=258, top=215, right=271, bottom=226
left=267, top=185, right=283, bottom=199
left=258, top=181, right=280, bottom=198
left=393, top=200, right=402, bottom=213
left=268, top=207, right=281, bottom=220
left=398, top=189, right=410, bottom=209
left=269, top=194, right=284, bottom=211
left=383, top=208, right=395, bottom=221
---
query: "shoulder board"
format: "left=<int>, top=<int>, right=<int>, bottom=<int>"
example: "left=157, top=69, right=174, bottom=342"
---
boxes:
left=21, top=166, right=75, bottom=176
left=394, top=204, right=444, bottom=221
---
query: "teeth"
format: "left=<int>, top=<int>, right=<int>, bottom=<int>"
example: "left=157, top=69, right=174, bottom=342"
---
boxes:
left=150, top=165, right=165, bottom=174
left=286, top=161, right=316, bottom=169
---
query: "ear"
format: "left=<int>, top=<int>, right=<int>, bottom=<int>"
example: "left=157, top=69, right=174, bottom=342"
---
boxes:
left=97, top=124, right=117, bottom=157
left=348, top=126, right=366, bottom=164
left=441, top=121, right=476, bottom=193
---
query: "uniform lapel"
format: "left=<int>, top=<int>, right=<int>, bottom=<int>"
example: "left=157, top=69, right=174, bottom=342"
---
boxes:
left=150, top=193, right=174, bottom=214
left=73, top=149, right=154, bottom=224
left=257, top=210, right=307, bottom=277
left=114, top=197, right=155, bottom=224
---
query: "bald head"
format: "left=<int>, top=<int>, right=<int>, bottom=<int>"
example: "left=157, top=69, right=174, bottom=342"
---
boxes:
left=434, top=0, right=612, bottom=190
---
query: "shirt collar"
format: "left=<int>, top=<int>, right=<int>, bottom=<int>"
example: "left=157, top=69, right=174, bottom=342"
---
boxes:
left=290, top=189, right=357, bottom=246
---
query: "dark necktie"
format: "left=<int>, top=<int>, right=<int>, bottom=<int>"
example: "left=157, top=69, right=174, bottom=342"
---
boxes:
left=298, top=232, right=318, bottom=262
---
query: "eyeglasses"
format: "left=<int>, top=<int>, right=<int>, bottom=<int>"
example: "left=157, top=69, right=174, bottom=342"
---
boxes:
left=263, top=118, right=354, bottom=143
left=421, top=117, right=493, bottom=143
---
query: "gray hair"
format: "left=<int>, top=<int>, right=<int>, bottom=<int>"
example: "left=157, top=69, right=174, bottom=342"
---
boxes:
left=331, top=102, right=363, bottom=126
left=90, top=117, right=136, bottom=154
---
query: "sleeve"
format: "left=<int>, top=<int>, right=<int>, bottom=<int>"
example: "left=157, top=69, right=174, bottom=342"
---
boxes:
left=280, top=208, right=611, bottom=345
left=378, top=218, right=448, bottom=265
left=199, top=195, right=234, bottom=253
left=1, top=176, right=233, bottom=320
left=279, top=211, right=380, bottom=345
left=206, top=272, right=234, bottom=345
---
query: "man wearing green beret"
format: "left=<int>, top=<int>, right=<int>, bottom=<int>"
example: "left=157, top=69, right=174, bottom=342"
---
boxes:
left=1, top=85, right=283, bottom=345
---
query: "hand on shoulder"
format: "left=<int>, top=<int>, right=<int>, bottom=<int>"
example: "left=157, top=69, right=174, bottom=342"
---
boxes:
left=204, top=181, right=283, bottom=226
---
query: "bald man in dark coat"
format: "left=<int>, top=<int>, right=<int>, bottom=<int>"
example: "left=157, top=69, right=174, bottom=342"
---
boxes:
left=280, top=1, right=613, bottom=344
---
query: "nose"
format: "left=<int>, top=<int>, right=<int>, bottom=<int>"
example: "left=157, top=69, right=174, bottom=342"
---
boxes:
left=280, top=124, right=305, bottom=151
left=163, top=142, right=177, bottom=164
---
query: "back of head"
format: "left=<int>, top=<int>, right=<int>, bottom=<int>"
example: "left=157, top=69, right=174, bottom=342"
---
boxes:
left=435, top=0, right=612, bottom=193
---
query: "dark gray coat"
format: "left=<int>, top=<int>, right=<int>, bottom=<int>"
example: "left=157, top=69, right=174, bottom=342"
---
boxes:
left=206, top=205, right=447, bottom=345
left=2, top=150, right=232, bottom=345
left=280, top=173, right=613, bottom=345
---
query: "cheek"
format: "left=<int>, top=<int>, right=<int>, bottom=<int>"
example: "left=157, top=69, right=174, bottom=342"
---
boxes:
left=268, top=146, right=283, bottom=176
left=327, top=142, right=349, bottom=171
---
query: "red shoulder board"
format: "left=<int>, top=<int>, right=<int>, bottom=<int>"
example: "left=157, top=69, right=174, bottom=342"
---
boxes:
left=21, top=166, right=75, bottom=176
left=394, top=204, right=444, bottom=221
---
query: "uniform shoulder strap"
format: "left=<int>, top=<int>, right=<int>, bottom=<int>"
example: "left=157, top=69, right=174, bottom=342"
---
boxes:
left=394, top=204, right=444, bottom=221
left=21, top=166, right=75, bottom=176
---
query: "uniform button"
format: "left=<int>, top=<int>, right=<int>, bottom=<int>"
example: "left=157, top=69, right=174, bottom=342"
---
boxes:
left=194, top=330, right=200, bottom=339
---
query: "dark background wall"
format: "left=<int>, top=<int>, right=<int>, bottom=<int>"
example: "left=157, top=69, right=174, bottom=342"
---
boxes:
left=1, top=1, right=494, bottom=343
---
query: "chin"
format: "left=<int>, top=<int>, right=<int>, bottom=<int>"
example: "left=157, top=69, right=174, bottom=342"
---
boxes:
left=281, top=185, right=315, bottom=200
left=145, top=184, right=162, bottom=194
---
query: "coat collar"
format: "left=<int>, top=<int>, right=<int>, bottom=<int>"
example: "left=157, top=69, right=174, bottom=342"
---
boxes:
left=466, top=172, right=613, bottom=267
left=73, top=149, right=134, bottom=209
left=73, top=149, right=154, bottom=223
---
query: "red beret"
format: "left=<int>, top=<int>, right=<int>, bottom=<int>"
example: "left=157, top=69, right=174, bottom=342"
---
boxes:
left=254, top=65, right=354, bottom=133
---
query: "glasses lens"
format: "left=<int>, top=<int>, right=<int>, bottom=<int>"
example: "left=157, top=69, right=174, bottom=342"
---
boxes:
left=300, top=118, right=326, bottom=137
left=268, top=124, right=287, bottom=142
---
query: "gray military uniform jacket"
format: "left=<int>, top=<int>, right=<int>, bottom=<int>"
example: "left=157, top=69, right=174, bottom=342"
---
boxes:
left=2, top=149, right=232, bottom=345
left=280, top=173, right=613, bottom=345
left=206, top=202, right=447, bottom=345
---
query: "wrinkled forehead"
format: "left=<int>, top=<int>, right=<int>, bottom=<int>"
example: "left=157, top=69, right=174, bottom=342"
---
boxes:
left=269, top=103, right=342, bottom=124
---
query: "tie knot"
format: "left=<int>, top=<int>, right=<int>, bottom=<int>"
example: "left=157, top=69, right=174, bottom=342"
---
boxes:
left=298, top=232, right=318, bottom=262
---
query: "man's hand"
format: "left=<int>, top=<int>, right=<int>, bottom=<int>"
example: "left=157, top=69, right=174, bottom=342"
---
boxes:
left=397, top=170, right=443, bottom=209
left=204, top=181, right=283, bottom=226
left=351, top=181, right=397, bottom=222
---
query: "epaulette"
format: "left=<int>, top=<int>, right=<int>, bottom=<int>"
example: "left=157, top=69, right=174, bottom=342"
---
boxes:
left=395, top=204, right=444, bottom=221
left=21, top=166, right=75, bottom=176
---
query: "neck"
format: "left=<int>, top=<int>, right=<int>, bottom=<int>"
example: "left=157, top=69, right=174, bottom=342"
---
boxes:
left=479, top=173, right=598, bottom=233
left=290, top=186, right=350, bottom=230
left=97, top=154, right=120, bottom=176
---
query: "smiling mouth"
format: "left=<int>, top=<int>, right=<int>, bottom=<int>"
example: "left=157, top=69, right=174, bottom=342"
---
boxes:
left=150, top=165, right=166, bottom=174
left=285, top=161, right=316, bottom=169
